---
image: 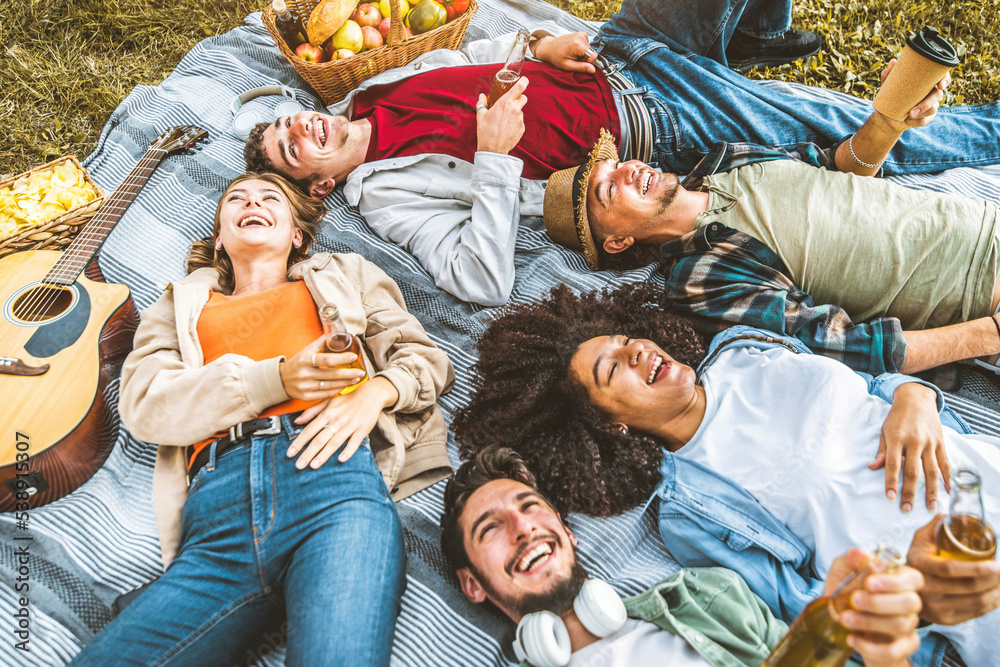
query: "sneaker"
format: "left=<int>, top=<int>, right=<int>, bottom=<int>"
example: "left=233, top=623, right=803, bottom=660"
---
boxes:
left=726, top=28, right=822, bottom=72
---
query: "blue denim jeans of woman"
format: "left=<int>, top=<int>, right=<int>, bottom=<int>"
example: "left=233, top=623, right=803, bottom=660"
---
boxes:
left=69, top=414, right=406, bottom=667
left=595, top=0, right=1000, bottom=175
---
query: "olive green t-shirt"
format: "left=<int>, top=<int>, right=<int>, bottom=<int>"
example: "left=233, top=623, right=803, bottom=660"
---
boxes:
left=694, top=160, right=1000, bottom=328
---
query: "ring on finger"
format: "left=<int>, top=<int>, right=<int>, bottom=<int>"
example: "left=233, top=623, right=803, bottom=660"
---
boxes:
left=312, top=353, right=318, bottom=367
left=475, top=103, right=488, bottom=113
left=319, top=380, right=325, bottom=390
left=320, top=424, right=334, bottom=433
left=585, top=47, right=596, bottom=57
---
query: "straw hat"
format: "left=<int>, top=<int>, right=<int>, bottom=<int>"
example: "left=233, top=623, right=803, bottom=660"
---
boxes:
left=543, top=128, right=618, bottom=270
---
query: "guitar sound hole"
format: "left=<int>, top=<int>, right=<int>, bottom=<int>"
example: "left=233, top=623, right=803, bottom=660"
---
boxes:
left=12, top=285, right=73, bottom=323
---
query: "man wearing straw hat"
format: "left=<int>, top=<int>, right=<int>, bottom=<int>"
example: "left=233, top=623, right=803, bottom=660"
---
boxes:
left=246, top=0, right=1000, bottom=308
left=541, top=120, right=1000, bottom=378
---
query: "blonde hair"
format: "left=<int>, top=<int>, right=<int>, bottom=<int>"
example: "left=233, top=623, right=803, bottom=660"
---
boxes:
left=187, top=172, right=325, bottom=292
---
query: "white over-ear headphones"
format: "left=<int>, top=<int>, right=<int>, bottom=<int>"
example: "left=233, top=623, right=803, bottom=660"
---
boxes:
left=512, top=579, right=627, bottom=667
left=231, top=85, right=304, bottom=141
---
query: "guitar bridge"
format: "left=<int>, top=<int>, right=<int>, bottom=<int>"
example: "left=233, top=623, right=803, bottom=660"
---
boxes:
left=0, top=357, right=49, bottom=376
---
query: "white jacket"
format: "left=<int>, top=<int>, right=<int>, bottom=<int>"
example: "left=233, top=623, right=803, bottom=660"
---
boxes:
left=333, top=28, right=571, bottom=306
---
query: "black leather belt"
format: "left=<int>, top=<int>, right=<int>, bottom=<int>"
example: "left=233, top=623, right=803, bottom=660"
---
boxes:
left=189, top=416, right=283, bottom=479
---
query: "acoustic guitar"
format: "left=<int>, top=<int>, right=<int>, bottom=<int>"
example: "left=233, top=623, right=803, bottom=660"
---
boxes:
left=0, top=126, right=208, bottom=512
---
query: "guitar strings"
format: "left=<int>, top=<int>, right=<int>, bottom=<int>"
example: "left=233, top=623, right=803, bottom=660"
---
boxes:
left=50, top=152, right=164, bottom=281
left=21, top=159, right=155, bottom=321
left=20, top=126, right=202, bottom=322
left=18, top=151, right=164, bottom=322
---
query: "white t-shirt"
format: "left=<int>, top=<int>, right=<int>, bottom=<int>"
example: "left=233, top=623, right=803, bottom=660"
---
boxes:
left=567, top=619, right=711, bottom=667
left=678, top=345, right=1000, bottom=665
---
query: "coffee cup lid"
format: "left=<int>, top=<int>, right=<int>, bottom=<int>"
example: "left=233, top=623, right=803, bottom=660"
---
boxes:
left=906, top=25, right=960, bottom=67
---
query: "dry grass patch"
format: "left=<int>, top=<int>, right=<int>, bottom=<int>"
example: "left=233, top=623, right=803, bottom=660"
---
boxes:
left=1, top=0, right=259, bottom=175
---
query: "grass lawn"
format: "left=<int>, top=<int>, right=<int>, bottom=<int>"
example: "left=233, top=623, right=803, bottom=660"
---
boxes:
left=2, top=0, right=997, bottom=175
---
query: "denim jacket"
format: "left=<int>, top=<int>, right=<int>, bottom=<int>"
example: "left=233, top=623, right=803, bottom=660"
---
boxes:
left=654, top=326, right=970, bottom=667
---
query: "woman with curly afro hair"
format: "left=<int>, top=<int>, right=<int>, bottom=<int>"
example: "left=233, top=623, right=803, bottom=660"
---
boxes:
left=452, top=281, right=709, bottom=517
left=453, top=279, right=1000, bottom=667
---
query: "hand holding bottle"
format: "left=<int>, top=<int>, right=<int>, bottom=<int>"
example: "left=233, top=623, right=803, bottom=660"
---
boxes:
left=907, top=515, right=1000, bottom=625
left=764, top=544, right=907, bottom=667
left=279, top=335, right=366, bottom=400
left=824, top=548, right=923, bottom=667
left=476, top=78, right=529, bottom=155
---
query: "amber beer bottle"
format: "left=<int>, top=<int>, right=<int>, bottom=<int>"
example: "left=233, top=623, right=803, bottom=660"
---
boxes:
left=487, top=29, right=530, bottom=108
left=318, top=303, right=368, bottom=395
left=272, top=0, right=306, bottom=50
left=937, top=467, right=997, bottom=561
left=762, top=544, right=905, bottom=667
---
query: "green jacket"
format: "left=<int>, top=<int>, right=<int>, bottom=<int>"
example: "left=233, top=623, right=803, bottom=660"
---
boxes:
left=517, top=567, right=862, bottom=667
left=621, top=567, right=784, bottom=666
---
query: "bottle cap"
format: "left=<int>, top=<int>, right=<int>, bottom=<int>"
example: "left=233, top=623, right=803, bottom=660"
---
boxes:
left=906, top=26, right=959, bottom=67
left=873, top=543, right=906, bottom=571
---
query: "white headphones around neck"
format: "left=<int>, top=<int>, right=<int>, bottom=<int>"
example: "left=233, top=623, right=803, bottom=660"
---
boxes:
left=230, top=85, right=304, bottom=141
left=512, top=579, right=627, bottom=667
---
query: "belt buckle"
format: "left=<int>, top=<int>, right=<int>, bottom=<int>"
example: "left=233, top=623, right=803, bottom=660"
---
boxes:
left=228, top=416, right=283, bottom=442
left=257, top=416, right=282, bottom=436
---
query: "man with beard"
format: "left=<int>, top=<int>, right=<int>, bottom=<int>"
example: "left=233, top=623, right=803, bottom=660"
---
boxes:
left=543, top=128, right=1000, bottom=377
left=441, top=446, right=925, bottom=667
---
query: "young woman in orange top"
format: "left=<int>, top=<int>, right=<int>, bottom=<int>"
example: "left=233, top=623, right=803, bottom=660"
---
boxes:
left=70, top=173, right=453, bottom=666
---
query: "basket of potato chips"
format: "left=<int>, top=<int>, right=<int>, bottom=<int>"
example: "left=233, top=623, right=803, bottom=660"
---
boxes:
left=0, top=156, right=105, bottom=259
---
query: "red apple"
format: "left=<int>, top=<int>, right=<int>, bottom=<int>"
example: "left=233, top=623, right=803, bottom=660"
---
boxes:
left=360, top=25, right=383, bottom=51
left=352, top=3, right=382, bottom=28
left=295, top=42, right=325, bottom=63
left=378, top=17, right=392, bottom=40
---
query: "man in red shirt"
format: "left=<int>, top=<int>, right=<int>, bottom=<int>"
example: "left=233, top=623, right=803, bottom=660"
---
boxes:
left=245, top=0, right=1000, bottom=306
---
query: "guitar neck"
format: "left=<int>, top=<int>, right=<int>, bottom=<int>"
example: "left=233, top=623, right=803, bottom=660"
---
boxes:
left=43, top=148, right=170, bottom=285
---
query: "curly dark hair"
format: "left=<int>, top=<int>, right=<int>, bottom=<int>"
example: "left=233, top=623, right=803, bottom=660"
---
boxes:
left=243, top=122, right=276, bottom=174
left=452, top=281, right=708, bottom=518
left=440, top=446, right=555, bottom=571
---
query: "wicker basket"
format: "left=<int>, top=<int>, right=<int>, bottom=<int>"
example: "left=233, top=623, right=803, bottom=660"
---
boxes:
left=265, top=0, right=478, bottom=105
left=0, top=156, right=106, bottom=260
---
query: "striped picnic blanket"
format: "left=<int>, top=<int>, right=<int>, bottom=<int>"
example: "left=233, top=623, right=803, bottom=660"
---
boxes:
left=2, top=0, right=998, bottom=664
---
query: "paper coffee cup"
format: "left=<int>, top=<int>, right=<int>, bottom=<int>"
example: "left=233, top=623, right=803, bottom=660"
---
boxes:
left=872, top=26, right=959, bottom=122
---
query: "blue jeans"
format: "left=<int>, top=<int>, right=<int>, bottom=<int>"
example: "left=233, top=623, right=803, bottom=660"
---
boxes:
left=595, top=0, right=1000, bottom=175
left=70, top=415, right=406, bottom=667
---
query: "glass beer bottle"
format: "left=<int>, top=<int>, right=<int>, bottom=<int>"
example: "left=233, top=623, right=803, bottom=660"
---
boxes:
left=487, top=29, right=530, bottom=108
left=763, top=543, right=905, bottom=667
left=318, top=303, right=368, bottom=395
left=936, top=467, right=997, bottom=561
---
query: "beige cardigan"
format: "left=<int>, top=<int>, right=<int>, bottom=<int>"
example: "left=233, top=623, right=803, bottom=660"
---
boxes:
left=118, top=253, right=455, bottom=567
